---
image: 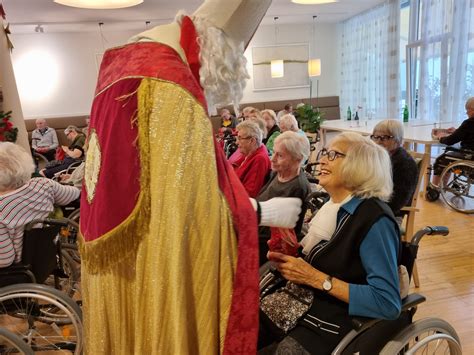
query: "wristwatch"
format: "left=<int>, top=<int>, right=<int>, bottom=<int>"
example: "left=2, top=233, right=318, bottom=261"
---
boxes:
left=322, top=276, right=333, bottom=292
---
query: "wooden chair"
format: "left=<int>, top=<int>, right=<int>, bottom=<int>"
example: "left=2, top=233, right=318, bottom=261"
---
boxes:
left=400, top=150, right=430, bottom=287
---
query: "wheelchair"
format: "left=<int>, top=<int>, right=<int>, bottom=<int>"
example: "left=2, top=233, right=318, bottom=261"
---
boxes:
left=0, top=219, right=83, bottom=354
left=426, top=147, right=474, bottom=214
left=259, top=226, right=462, bottom=354
left=0, top=327, right=34, bottom=354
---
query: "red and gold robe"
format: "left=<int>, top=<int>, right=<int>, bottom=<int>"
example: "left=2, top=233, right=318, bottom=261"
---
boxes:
left=80, top=16, right=259, bottom=354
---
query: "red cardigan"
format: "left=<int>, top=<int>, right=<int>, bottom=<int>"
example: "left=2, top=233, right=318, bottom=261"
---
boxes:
left=234, top=145, right=271, bottom=198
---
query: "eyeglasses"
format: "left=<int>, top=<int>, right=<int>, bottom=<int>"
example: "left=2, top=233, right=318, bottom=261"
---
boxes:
left=236, top=135, right=252, bottom=141
left=370, top=135, right=394, bottom=142
left=317, top=148, right=346, bottom=161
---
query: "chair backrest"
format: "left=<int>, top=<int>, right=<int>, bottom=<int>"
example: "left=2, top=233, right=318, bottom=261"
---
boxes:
left=408, top=151, right=430, bottom=209
left=400, top=151, right=430, bottom=240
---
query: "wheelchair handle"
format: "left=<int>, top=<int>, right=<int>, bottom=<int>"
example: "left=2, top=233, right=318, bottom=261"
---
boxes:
left=24, top=218, right=71, bottom=230
left=410, top=226, right=449, bottom=246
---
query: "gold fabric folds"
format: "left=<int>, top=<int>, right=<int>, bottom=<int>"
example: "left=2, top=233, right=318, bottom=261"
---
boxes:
left=81, top=78, right=238, bottom=354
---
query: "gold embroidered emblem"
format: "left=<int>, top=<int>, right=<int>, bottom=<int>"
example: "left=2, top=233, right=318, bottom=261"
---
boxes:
left=84, top=129, right=101, bottom=203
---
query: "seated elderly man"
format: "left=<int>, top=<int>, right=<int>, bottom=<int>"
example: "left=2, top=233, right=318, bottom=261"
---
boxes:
left=0, top=142, right=80, bottom=268
left=256, top=131, right=310, bottom=265
left=430, top=96, right=474, bottom=189
left=371, top=119, right=418, bottom=217
left=31, top=118, right=59, bottom=161
left=234, top=120, right=271, bottom=197
left=40, top=125, right=86, bottom=179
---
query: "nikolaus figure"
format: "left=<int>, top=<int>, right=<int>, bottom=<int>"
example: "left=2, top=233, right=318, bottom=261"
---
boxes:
left=79, top=1, right=300, bottom=354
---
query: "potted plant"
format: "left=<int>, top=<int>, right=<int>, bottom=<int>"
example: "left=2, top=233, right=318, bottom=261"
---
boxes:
left=296, top=104, right=324, bottom=134
left=0, top=111, right=18, bottom=143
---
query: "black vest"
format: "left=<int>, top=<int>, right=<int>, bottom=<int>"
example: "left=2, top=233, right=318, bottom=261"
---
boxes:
left=291, top=198, right=400, bottom=353
left=306, top=198, right=399, bottom=284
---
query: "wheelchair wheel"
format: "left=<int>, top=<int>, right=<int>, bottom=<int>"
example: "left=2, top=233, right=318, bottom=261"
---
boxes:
left=439, top=161, right=474, bottom=214
left=0, top=283, right=83, bottom=354
left=59, top=218, right=81, bottom=264
left=45, top=250, right=81, bottom=300
left=425, top=186, right=440, bottom=202
left=380, top=318, right=462, bottom=354
left=0, top=327, right=34, bottom=354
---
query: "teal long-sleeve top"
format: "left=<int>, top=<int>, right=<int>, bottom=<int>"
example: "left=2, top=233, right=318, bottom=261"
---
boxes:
left=340, top=197, right=402, bottom=320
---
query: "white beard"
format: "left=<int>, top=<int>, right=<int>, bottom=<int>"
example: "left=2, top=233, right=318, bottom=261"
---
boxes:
left=176, top=13, right=249, bottom=116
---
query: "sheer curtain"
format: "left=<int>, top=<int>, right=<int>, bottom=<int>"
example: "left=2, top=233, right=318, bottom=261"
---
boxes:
left=340, top=0, right=400, bottom=120
left=416, top=0, right=473, bottom=122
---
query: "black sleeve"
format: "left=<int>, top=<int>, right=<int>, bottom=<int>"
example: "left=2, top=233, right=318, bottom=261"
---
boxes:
left=388, top=152, right=419, bottom=216
left=439, top=121, right=468, bottom=146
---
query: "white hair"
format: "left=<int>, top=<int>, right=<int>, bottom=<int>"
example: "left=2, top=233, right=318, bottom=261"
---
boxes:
left=0, top=142, right=35, bottom=192
left=279, top=114, right=299, bottom=132
left=373, top=119, right=404, bottom=145
left=332, top=132, right=393, bottom=201
left=237, top=120, right=263, bottom=146
left=274, top=131, right=310, bottom=163
left=176, top=13, right=249, bottom=116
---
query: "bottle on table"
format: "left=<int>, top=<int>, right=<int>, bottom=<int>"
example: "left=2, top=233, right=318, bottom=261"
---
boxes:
left=403, top=105, right=409, bottom=123
left=347, top=106, right=352, bottom=121
left=354, top=111, right=359, bottom=120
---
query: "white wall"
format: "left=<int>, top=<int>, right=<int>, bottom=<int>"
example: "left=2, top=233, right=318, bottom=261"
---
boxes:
left=243, top=22, right=341, bottom=104
left=10, top=22, right=340, bottom=119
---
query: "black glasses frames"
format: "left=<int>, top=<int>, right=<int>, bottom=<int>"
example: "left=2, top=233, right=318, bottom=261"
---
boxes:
left=317, top=148, right=346, bottom=161
left=370, top=135, right=394, bottom=142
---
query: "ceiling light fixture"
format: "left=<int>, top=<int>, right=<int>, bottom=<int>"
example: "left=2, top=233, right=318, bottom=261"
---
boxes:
left=54, top=0, right=143, bottom=10
left=270, top=16, right=284, bottom=78
left=291, top=0, right=339, bottom=4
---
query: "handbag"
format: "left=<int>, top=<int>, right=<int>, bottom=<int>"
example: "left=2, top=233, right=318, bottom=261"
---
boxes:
left=260, top=281, right=314, bottom=333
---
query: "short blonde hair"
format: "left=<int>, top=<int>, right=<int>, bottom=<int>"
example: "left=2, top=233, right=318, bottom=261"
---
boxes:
left=0, top=142, right=35, bottom=192
left=373, top=119, right=404, bottom=145
left=237, top=120, right=263, bottom=146
left=331, top=132, right=393, bottom=201
left=279, top=114, right=299, bottom=132
left=261, top=109, right=278, bottom=124
left=274, top=131, right=310, bottom=163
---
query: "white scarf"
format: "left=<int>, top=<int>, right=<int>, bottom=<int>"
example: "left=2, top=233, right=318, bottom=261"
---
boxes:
left=300, top=195, right=353, bottom=255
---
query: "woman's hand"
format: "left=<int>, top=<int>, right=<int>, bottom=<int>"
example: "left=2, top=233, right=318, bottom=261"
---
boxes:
left=268, top=251, right=325, bottom=289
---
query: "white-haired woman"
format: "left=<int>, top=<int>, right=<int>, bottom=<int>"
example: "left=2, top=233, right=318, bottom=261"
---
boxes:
left=234, top=120, right=271, bottom=197
left=256, top=131, right=310, bottom=265
left=261, top=109, right=281, bottom=156
left=280, top=113, right=310, bottom=142
left=0, top=142, right=80, bottom=268
left=259, top=132, right=401, bottom=354
left=371, top=119, right=418, bottom=217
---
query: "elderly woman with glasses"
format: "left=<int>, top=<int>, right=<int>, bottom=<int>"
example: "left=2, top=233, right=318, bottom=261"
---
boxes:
left=259, top=132, right=401, bottom=354
left=234, top=120, right=271, bottom=198
left=370, top=119, right=418, bottom=217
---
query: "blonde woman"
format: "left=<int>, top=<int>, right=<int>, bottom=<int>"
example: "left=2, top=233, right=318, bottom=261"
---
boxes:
left=259, top=132, right=401, bottom=354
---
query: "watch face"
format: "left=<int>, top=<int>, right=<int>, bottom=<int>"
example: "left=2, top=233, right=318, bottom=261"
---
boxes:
left=323, top=278, right=332, bottom=291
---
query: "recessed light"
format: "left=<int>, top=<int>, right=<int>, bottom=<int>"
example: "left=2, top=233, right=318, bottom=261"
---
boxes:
left=54, top=0, right=143, bottom=10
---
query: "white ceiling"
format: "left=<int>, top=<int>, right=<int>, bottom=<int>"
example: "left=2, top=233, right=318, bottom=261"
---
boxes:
left=3, top=0, right=386, bottom=33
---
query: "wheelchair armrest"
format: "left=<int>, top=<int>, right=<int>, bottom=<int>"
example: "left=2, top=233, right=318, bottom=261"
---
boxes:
left=351, top=293, right=426, bottom=332
left=400, top=293, right=426, bottom=312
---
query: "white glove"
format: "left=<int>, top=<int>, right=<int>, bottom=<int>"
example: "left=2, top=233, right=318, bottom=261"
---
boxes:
left=258, top=197, right=302, bottom=228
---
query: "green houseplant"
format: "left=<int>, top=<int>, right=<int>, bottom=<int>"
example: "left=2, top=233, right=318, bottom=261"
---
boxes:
left=296, top=104, right=324, bottom=134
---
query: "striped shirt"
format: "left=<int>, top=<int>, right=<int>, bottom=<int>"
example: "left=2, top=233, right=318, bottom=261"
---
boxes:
left=0, top=178, right=80, bottom=268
